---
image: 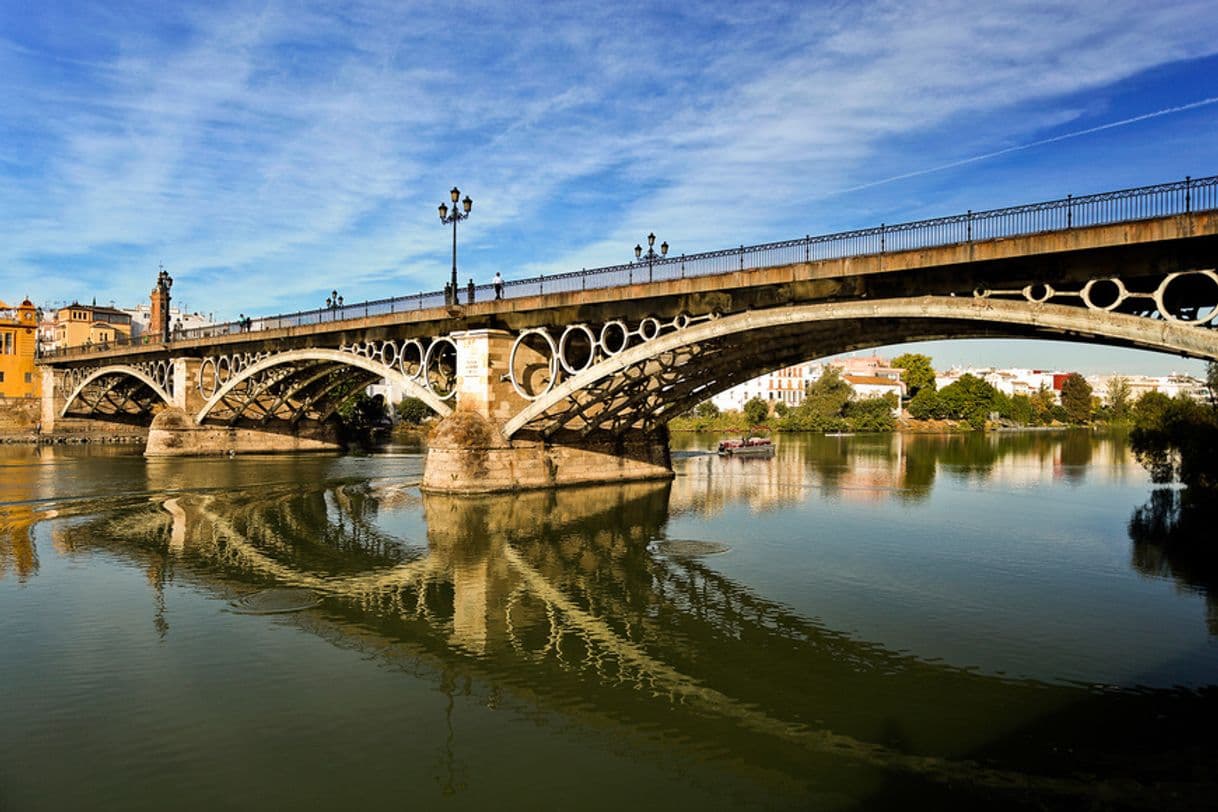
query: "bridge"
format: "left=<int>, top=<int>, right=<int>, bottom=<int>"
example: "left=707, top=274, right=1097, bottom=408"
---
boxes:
left=38, top=175, right=1218, bottom=492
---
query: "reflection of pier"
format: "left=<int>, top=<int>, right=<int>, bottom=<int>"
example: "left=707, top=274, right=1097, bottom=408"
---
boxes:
left=33, top=467, right=1210, bottom=806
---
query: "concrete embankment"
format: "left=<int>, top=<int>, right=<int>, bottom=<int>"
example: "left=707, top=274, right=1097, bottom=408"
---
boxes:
left=0, top=399, right=147, bottom=445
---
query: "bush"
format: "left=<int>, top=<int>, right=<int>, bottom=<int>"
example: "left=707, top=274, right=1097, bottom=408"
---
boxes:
left=845, top=397, right=895, bottom=431
left=907, top=389, right=941, bottom=419
left=396, top=396, right=434, bottom=425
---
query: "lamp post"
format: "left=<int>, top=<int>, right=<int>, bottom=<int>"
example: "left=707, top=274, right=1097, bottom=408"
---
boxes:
left=439, top=187, right=473, bottom=305
left=633, top=232, right=668, bottom=283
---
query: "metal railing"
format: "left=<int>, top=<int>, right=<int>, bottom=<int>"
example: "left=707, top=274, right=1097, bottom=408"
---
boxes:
left=42, top=173, right=1217, bottom=359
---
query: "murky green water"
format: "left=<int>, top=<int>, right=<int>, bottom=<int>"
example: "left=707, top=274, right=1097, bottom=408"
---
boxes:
left=1, top=432, right=1215, bottom=810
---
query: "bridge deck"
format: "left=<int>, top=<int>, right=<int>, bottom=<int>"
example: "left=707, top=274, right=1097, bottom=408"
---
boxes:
left=42, top=209, right=1218, bottom=367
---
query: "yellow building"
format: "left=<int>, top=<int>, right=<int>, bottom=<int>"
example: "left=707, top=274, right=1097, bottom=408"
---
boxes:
left=53, top=302, right=132, bottom=349
left=0, top=298, right=41, bottom=399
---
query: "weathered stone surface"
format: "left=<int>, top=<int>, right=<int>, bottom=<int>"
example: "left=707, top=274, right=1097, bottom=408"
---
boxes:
left=422, top=411, right=672, bottom=493
left=145, top=407, right=341, bottom=456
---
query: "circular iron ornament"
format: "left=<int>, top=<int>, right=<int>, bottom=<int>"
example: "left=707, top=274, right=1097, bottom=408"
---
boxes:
left=509, top=328, right=559, bottom=401
left=973, top=288, right=991, bottom=299
left=1080, top=278, right=1128, bottom=312
left=378, top=340, right=399, bottom=369
left=423, top=337, right=458, bottom=400
left=638, top=317, right=662, bottom=341
left=400, top=339, right=426, bottom=380
left=1022, top=283, right=1055, bottom=304
left=599, top=320, right=630, bottom=356
left=673, top=312, right=692, bottom=330
left=558, top=324, right=598, bottom=375
left=197, top=358, right=219, bottom=398
left=1153, top=270, right=1218, bottom=325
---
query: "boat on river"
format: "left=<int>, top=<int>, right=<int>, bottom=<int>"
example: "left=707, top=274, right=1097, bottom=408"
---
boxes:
left=717, top=437, right=774, bottom=457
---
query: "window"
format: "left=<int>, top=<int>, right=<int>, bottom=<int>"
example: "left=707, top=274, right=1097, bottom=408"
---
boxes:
left=0, top=371, right=5, bottom=382
left=24, top=372, right=32, bottom=383
left=1, top=331, right=12, bottom=354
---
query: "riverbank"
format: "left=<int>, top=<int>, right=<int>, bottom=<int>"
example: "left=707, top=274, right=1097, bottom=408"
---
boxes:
left=0, top=433, right=147, bottom=445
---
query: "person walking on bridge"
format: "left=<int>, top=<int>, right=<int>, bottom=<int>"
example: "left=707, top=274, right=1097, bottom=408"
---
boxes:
left=493, top=272, right=504, bottom=300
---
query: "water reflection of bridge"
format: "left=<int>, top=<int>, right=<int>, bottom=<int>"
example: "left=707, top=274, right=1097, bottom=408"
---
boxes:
left=15, top=453, right=1211, bottom=807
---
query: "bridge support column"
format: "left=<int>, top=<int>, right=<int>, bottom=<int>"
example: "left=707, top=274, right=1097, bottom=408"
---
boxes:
left=422, top=330, right=673, bottom=493
left=170, top=357, right=207, bottom=414
left=40, top=367, right=64, bottom=434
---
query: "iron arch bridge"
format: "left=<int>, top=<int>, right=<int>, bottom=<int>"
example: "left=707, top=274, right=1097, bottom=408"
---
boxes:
left=38, top=173, right=1218, bottom=485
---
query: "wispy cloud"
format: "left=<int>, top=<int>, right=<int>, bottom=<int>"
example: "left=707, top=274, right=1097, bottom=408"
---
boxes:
left=1, top=0, right=1217, bottom=317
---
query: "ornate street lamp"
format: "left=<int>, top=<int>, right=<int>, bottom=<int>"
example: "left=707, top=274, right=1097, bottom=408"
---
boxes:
left=633, top=232, right=669, bottom=283
left=439, top=187, right=473, bottom=305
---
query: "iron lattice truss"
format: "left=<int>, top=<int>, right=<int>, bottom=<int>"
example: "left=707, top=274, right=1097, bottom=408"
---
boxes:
left=60, top=359, right=175, bottom=420
left=200, top=356, right=387, bottom=427
left=62, top=369, right=167, bottom=420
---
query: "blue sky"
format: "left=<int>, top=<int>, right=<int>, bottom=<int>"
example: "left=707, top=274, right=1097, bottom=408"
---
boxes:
left=2, top=0, right=1217, bottom=374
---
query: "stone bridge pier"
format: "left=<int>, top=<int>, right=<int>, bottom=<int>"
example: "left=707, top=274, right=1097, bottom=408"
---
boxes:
left=422, top=329, right=672, bottom=494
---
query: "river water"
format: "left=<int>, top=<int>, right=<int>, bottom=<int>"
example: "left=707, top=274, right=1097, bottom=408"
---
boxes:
left=1, top=431, right=1215, bottom=810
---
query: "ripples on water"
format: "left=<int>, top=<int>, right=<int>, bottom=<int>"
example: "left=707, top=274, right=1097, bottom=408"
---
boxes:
left=0, top=433, right=1216, bottom=810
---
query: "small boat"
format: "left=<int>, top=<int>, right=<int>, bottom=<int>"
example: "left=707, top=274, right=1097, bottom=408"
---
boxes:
left=717, top=437, right=775, bottom=457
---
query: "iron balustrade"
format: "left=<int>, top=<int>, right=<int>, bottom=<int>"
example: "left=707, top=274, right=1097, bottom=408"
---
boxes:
left=41, top=174, right=1218, bottom=359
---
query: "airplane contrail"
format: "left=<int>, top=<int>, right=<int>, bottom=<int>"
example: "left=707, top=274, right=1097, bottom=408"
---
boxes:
left=836, top=96, right=1218, bottom=195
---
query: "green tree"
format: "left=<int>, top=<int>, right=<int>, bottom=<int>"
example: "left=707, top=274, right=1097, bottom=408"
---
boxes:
left=1030, top=385, right=1057, bottom=426
left=780, top=366, right=852, bottom=432
left=694, top=400, right=720, bottom=419
left=907, top=388, right=942, bottom=420
left=1107, top=376, right=1132, bottom=423
left=1207, top=361, right=1218, bottom=405
left=340, top=392, right=391, bottom=432
left=1005, top=393, right=1034, bottom=426
left=743, top=397, right=769, bottom=426
left=934, top=374, right=999, bottom=429
left=773, top=400, right=790, bottom=417
left=891, top=353, right=936, bottom=399
left=1131, top=394, right=1218, bottom=490
left=396, top=396, right=434, bottom=425
left=1060, top=373, right=1093, bottom=425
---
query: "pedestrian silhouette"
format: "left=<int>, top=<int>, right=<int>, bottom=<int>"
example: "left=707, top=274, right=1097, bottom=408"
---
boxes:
left=493, top=272, right=504, bottom=300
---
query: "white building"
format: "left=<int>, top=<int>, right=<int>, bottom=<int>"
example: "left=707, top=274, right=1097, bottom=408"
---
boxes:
left=709, top=354, right=905, bottom=413
left=120, top=304, right=215, bottom=339
left=710, top=362, right=818, bottom=412
left=1087, top=373, right=1208, bottom=404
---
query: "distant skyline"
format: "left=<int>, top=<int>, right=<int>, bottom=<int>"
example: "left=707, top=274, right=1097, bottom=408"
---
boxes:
left=3, top=1, right=1217, bottom=376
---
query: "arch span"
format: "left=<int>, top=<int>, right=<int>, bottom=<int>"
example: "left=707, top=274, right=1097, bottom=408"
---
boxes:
left=504, top=295, right=1218, bottom=438
left=61, top=365, right=173, bottom=418
left=195, top=348, right=453, bottom=425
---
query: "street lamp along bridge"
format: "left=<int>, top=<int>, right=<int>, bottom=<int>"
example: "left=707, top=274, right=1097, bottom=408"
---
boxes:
left=634, top=233, right=668, bottom=284
left=439, top=187, right=473, bottom=307
left=36, top=173, right=1218, bottom=493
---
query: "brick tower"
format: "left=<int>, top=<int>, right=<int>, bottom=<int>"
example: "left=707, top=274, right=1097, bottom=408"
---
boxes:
left=150, top=263, right=173, bottom=342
